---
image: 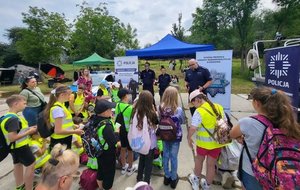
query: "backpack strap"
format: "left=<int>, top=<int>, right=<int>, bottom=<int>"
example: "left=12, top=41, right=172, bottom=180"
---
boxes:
left=96, top=119, right=112, bottom=148
left=159, top=106, right=174, bottom=117
left=250, top=115, right=274, bottom=129
left=243, top=115, right=271, bottom=164
left=201, top=123, right=217, bottom=142
left=25, top=88, right=45, bottom=105
left=119, top=103, right=130, bottom=114
left=201, top=106, right=218, bottom=118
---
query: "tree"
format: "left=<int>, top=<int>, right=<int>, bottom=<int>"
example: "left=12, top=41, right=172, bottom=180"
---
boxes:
left=226, top=0, right=259, bottom=72
left=171, top=13, right=185, bottom=69
left=189, top=2, right=234, bottom=50
left=70, top=3, right=139, bottom=60
left=5, top=27, right=26, bottom=45
left=171, top=13, right=185, bottom=41
left=189, top=0, right=258, bottom=73
left=16, top=6, right=69, bottom=64
left=0, top=27, right=30, bottom=67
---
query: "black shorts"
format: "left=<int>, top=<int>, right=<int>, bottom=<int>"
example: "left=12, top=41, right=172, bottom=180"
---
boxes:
left=97, top=152, right=116, bottom=189
left=119, top=126, right=132, bottom=150
left=50, top=135, right=72, bottom=151
left=11, top=145, right=35, bottom=167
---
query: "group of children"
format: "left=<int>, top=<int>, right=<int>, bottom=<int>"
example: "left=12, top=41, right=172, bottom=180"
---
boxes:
left=2, top=80, right=299, bottom=190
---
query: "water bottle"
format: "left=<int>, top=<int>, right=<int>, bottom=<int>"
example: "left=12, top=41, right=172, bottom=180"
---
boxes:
left=91, top=138, right=101, bottom=151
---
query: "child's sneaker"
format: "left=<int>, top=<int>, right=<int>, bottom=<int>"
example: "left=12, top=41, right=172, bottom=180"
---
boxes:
left=34, top=168, right=42, bottom=176
left=200, top=178, right=210, bottom=190
left=127, top=164, right=138, bottom=176
left=188, top=173, right=199, bottom=190
left=121, top=163, right=129, bottom=175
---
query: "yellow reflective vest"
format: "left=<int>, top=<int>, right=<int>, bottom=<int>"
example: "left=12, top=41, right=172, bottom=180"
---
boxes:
left=0, top=112, right=30, bottom=149
left=50, top=102, right=74, bottom=139
left=69, top=93, right=88, bottom=121
left=195, top=102, right=226, bottom=150
left=99, top=86, right=109, bottom=96
left=29, top=138, right=51, bottom=169
left=72, top=134, right=84, bottom=155
left=69, top=93, right=85, bottom=114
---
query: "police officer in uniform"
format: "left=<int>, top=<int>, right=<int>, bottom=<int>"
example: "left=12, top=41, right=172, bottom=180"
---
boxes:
left=185, top=59, right=212, bottom=115
left=157, top=66, right=171, bottom=100
left=140, top=62, right=156, bottom=97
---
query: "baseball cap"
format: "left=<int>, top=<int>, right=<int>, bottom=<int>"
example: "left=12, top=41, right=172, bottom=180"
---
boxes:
left=118, top=88, right=130, bottom=99
left=100, top=80, right=109, bottom=88
left=94, top=99, right=116, bottom=114
left=125, top=182, right=153, bottom=190
left=189, top=89, right=204, bottom=101
left=112, top=82, right=120, bottom=88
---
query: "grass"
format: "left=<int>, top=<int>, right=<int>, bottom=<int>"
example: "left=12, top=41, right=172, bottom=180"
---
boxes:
left=0, top=59, right=255, bottom=96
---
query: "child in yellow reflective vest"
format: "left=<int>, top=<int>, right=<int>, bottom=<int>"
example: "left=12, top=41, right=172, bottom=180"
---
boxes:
left=29, top=134, right=50, bottom=170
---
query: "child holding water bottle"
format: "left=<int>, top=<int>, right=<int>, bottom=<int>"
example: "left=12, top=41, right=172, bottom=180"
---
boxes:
left=93, top=99, right=118, bottom=190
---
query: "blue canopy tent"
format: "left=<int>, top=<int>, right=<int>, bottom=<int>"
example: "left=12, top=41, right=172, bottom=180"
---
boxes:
left=125, top=34, right=215, bottom=59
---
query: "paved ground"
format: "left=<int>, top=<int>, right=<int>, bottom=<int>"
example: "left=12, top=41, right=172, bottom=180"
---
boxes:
left=0, top=93, right=255, bottom=190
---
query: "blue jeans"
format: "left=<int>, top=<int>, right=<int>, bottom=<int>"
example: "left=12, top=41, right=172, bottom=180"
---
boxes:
left=23, top=106, right=42, bottom=126
left=240, top=170, right=263, bottom=190
left=163, top=141, right=180, bottom=180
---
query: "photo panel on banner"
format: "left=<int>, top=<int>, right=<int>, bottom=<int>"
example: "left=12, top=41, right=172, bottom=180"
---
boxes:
left=196, top=50, right=233, bottom=113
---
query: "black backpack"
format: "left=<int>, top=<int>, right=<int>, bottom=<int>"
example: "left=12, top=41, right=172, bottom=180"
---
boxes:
left=115, top=104, right=130, bottom=132
left=82, top=116, right=111, bottom=158
left=0, top=114, right=17, bottom=162
left=37, top=105, right=61, bottom=138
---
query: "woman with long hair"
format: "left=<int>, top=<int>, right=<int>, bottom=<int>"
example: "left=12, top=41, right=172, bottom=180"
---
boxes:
left=132, top=90, right=158, bottom=184
left=159, top=86, right=185, bottom=189
left=187, top=90, right=227, bottom=190
left=230, top=87, right=300, bottom=190
left=20, top=76, right=46, bottom=127
left=44, top=85, right=83, bottom=150
left=77, top=68, right=93, bottom=103
left=35, top=143, right=79, bottom=190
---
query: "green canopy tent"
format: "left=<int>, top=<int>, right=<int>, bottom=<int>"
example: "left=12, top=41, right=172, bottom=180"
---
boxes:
left=73, top=53, right=114, bottom=65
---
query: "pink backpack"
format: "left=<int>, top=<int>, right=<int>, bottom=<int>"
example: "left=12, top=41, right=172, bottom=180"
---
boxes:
left=245, top=115, right=300, bottom=189
left=128, top=113, right=151, bottom=155
left=79, top=169, right=98, bottom=190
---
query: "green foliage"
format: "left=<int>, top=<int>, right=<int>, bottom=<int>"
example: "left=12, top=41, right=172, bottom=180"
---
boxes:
left=15, top=6, right=69, bottom=64
left=5, top=27, right=26, bottom=45
left=189, top=2, right=235, bottom=49
left=171, top=13, right=185, bottom=40
left=189, top=0, right=259, bottom=73
left=70, top=3, right=139, bottom=60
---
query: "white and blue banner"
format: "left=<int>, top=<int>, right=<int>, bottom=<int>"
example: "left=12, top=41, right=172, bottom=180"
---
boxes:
left=114, top=56, right=139, bottom=87
left=265, top=45, right=300, bottom=109
left=196, top=50, right=233, bottom=113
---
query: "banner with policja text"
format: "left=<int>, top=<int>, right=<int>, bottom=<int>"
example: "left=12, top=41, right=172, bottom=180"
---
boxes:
left=265, top=45, right=300, bottom=110
left=196, top=50, right=233, bottom=113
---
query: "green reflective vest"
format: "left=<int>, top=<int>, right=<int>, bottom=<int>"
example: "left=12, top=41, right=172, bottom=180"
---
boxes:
left=111, top=89, right=120, bottom=103
left=115, top=102, right=133, bottom=132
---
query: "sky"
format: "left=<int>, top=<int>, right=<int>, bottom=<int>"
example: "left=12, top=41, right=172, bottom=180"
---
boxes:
left=0, top=0, right=277, bottom=47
